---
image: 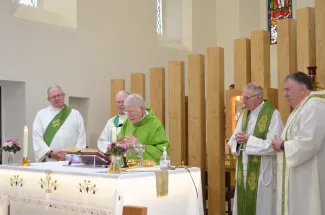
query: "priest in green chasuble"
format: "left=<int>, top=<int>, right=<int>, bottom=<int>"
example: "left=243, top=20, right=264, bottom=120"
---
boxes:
left=228, top=83, right=283, bottom=215
left=118, top=94, right=168, bottom=164
left=33, top=85, right=86, bottom=162
left=272, top=72, right=325, bottom=215
left=97, top=91, right=129, bottom=153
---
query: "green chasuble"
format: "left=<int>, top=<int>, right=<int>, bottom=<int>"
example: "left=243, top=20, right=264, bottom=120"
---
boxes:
left=236, top=101, right=275, bottom=215
left=43, top=105, right=72, bottom=146
left=118, top=108, right=168, bottom=164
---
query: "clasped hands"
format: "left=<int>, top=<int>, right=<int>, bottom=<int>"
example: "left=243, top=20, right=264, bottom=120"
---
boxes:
left=271, top=135, right=283, bottom=151
left=235, top=132, right=250, bottom=144
left=121, top=134, right=141, bottom=146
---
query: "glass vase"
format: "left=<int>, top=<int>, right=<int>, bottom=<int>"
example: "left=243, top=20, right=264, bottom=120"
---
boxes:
left=108, top=155, right=121, bottom=174
left=7, top=152, right=15, bottom=165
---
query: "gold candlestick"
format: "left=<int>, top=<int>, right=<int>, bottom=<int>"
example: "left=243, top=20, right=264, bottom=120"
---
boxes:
left=20, top=157, right=31, bottom=166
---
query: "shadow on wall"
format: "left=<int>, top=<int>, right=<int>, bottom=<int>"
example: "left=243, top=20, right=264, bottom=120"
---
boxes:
left=89, top=132, right=100, bottom=150
left=0, top=80, right=26, bottom=164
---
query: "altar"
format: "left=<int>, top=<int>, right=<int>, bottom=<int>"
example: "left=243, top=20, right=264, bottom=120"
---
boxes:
left=0, top=162, right=203, bottom=215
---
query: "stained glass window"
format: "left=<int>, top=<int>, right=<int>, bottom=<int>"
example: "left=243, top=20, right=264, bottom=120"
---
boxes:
left=268, top=0, right=292, bottom=44
left=19, top=0, right=37, bottom=7
left=157, top=0, right=163, bottom=35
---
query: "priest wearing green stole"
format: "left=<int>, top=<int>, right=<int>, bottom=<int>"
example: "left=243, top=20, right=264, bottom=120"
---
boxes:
left=228, top=83, right=283, bottom=215
left=97, top=91, right=129, bottom=153
left=33, top=85, right=86, bottom=162
left=272, top=72, right=325, bottom=215
left=118, top=94, right=168, bottom=164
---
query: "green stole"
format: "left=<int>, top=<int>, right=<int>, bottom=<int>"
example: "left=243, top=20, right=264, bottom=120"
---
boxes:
left=281, top=93, right=325, bottom=215
left=43, top=105, right=72, bottom=146
left=110, top=115, right=119, bottom=142
left=113, top=114, right=119, bottom=127
left=236, top=101, right=275, bottom=215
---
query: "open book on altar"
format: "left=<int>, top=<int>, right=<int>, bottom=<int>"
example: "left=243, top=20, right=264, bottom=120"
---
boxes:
left=63, top=147, right=111, bottom=167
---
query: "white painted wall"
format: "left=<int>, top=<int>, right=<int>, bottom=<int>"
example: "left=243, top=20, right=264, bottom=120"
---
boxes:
left=0, top=81, right=26, bottom=164
left=0, top=0, right=216, bottom=162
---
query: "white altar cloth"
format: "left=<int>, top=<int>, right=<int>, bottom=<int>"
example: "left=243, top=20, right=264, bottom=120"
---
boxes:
left=0, top=162, right=203, bottom=215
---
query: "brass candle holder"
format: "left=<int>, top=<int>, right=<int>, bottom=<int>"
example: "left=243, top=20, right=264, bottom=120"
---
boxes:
left=20, top=157, right=31, bottom=166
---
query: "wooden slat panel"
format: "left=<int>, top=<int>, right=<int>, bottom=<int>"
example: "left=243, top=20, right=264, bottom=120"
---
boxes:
left=123, top=206, right=147, bottom=215
left=188, top=54, right=206, bottom=212
left=316, top=0, right=325, bottom=85
left=207, top=47, right=225, bottom=215
left=110, top=79, right=125, bottom=117
left=297, top=7, right=316, bottom=73
left=131, top=73, right=146, bottom=100
left=150, top=68, right=165, bottom=127
left=168, top=61, right=186, bottom=166
left=234, top=38, right=251, bottom=90
left=277, top=19, right=297, bottom=123
left=265, top=88, right=278, bottom=108
left=251, top=31, right=271, bottom=88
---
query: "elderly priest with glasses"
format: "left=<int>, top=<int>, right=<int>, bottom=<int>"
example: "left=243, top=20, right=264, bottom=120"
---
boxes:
left=32, top=85, right=86, bottom=162
left=118, top=94, right=168, bottom=163
left=228, top=83, right=283, bottom=215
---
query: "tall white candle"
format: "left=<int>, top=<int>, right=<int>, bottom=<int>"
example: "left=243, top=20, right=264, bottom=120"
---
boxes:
left=23, top=126, right=28, bottom=158
left=111, top=126, right=117, bottom=142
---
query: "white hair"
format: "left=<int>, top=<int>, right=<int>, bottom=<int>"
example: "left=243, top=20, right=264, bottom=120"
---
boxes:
left=116, top=90, right=130, bottom=98
left=124, top=94, right=145, bottom=108
left=243, top=83, right=264, bottom=97
left=47, top=85, right=63, bottom=96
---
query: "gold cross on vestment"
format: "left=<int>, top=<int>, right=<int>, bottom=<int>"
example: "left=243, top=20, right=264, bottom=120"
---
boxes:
left=52, top=119, right=60, bottom=128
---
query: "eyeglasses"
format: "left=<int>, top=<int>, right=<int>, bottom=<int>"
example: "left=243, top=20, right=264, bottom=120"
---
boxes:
left=49, top=93, right=64, bottom=100
left=116, top=101, right=124, bottom=105
left=125, top=109, right=141, bottom=115
left=240, top=94, right=259, bottom=101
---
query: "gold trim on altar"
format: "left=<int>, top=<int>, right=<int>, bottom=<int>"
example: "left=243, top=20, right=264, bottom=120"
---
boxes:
left=39, top=170, right=58, bottom=193
left=10, top=175, right=24, bottom=187
left=154, top=170, right=168, bottom=197
left=78, top=180, right=97, bottom=194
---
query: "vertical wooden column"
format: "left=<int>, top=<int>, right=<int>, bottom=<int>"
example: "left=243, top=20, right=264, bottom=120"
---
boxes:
left=297, top=7, right=316, bottom=73
left=131, top=73, right=146, bottom=100
left=277, top=19, right=297, bottom=123
left=207, top=47, right=225, bottom=215
left=123, top=206, right=147, bottom=215
left=251, top=31, right=271, bottom=88
left=188, top=54, right=206, bottom=212
left=316, top=0, right=325, bottom=85
left=234, top=38, right=251, bottom=90
left=150, top=68, right=165, bottom=127
left=110, top=79, right=125, bottom=117
left=168, top=61, right=186, bottom=166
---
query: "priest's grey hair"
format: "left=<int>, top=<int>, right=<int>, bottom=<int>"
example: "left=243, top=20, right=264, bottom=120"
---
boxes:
left=47, top=85, right=63, bottom=96
left=284, top=71, right=313, bottom=91
left=243, top=83, right=264, bottom=97
left=116, top=90, right=130, bottom=97
left=124, top=94, right=145, bottom=108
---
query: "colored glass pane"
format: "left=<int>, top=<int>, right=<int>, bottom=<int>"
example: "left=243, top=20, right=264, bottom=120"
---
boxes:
left=268, top=0, right=292, bottom=44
